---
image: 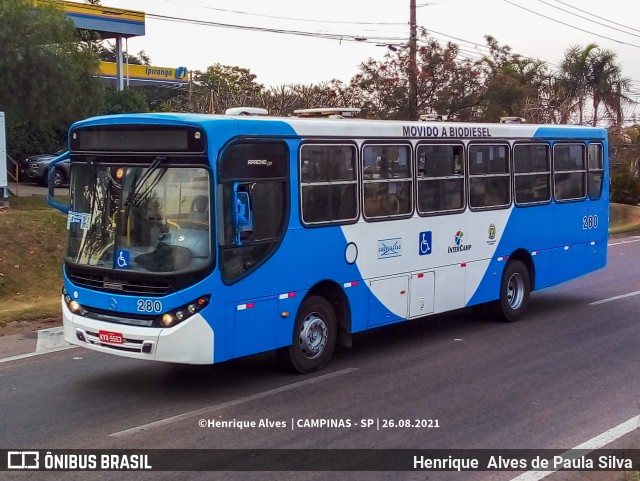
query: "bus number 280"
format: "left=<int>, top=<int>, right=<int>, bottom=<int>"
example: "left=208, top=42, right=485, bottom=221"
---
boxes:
left=137, top=299, right=163, bottom=313
left=582, top=215, right=598, bottom=230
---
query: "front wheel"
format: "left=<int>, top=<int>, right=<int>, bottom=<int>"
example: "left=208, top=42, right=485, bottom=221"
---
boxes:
left=277, top=296, right=337, bottom=374
left=489, top=260, right=531, bottom=323
left=53, top=168, right=64, bottom=188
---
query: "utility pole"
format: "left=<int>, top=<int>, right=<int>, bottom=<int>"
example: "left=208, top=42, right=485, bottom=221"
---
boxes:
left=409, top=0, right=418, bottom=120
left=616, top=81, right=622, bottom=128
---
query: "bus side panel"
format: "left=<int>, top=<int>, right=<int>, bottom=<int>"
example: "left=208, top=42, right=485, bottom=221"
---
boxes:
left=232, top=297, right=279, bottom=359
left=434, top=264, right=466, bottom=314
left=367, top=275, right=409, bottom=327
left=276, top=293, right=304, bottom=347
left=223, top=224, right=365, bottom=354
left=586, top=197, right=609, bottom=273
left=532, top=249, right=552, bottom=290
left=465, top=258, right=502, bottom=306
left=465, top=198, right=577, bottom=303
left=548, top=201, right=590, bottom=285
left=346, top=282, right=372, bottom=334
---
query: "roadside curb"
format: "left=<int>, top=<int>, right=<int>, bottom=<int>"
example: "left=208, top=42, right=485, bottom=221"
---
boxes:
left=0, top=327, right=75, bottom=363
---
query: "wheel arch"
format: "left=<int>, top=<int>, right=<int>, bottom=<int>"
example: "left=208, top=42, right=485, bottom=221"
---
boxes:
left=508, top=248, right=535, bottom=291
left=306, top=280, right=352, bottom=347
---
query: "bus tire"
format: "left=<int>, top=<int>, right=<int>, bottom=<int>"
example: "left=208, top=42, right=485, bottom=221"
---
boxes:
left=277, top=296, right=337, bottom=374
left=490, top=260, right=530, bottom=323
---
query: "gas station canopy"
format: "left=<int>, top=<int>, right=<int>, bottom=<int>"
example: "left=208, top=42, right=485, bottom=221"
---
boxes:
left=55, top=0, right=145, bottom=39
left=51, top=1, right=187, bottom=89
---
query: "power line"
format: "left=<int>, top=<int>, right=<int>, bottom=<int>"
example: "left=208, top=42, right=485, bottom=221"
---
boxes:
left=424, top=28, right=492, bottom=52
left=552, top=0, right=640, bottom=35
left=503, top=0, right=640, bottom=49
left=536, top=0, right=640, bottom=39
left=159, top=0, right=406, bottom=26
left=145, top=12, right=406, bottom=44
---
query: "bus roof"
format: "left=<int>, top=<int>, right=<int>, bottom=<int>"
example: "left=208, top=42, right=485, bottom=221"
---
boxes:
left=70, top=112, right=608, bottom=142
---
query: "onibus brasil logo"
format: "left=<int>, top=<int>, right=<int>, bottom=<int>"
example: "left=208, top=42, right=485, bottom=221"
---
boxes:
left=448, top=229, right=471, bottom=253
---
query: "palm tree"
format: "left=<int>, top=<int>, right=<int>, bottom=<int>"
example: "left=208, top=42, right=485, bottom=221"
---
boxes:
left=559, top=43, right=598, bottom=124
left=588, top=49, right=630, bottom=126
left=559, top=44, right=631, bottom=126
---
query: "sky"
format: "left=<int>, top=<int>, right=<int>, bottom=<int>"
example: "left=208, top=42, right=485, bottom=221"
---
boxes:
left=98, top=0, right=640, bottom=114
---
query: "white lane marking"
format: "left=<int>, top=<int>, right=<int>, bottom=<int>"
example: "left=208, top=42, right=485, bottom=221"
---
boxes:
left=109, top=367, right=359, bottom=437
left=510, top=414, right=640, bottom=481
left=608, top=236, right=640, bottom=246
left=36, top=327, right=70, bottom=352
left=589, top=290, right=640, bottom=306
left=0, top=345, right=76, bottom=364
left=0, top=327, right=76, bottom=364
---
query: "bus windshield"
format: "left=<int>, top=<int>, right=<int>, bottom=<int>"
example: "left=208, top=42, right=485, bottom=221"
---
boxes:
left=66, top=163, right=212, bottom=274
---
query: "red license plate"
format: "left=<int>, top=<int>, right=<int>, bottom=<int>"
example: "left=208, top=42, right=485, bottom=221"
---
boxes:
left=98, top=330, right=124, bottom=344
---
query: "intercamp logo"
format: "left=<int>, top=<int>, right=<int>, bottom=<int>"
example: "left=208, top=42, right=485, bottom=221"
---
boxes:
left=448, top=229, right=471, bottom=253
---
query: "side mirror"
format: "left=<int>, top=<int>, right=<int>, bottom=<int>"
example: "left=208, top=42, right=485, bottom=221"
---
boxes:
left=47, top=151, right=70, bottom=214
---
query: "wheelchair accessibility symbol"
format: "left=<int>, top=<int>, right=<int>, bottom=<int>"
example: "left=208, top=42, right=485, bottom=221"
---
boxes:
left=116, top=250, right=130, bottom=269
left=419, top=231, right=432, bottom=256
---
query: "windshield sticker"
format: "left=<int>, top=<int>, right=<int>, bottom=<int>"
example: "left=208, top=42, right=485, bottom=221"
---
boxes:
left=67, top=211, right=91, bottom=230
left=115, top=250, right=130, bottom=269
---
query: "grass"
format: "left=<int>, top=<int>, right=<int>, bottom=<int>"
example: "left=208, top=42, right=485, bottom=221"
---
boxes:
left=0, top=196, right=68, bottom=324
left=609, top=203, right=640, bottom=234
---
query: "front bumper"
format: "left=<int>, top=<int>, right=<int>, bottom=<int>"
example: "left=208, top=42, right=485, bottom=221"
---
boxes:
left=61, top=297, right=215, bottom=364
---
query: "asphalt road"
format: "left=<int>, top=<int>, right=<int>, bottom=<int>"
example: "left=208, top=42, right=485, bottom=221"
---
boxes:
left=2, top=235, right=640, bottom=481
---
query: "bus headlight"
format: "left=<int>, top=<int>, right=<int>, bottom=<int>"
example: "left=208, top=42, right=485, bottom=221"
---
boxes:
left=157, top=296, right=210, bottom=328
left=64, top=297, right=87, bottom=315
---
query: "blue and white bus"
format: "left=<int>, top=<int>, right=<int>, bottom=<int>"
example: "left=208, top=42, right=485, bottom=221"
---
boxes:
left=49, top=109, right=608, bottom=373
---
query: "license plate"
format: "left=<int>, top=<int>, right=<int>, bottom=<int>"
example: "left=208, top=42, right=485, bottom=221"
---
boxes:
left=98, top=330, right=124, bottom=344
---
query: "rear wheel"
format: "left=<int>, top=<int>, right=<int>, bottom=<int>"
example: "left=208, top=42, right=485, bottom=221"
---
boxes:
left=277, top=296, right=337, bottom=374
left=489, top=260, right=531, bottom=322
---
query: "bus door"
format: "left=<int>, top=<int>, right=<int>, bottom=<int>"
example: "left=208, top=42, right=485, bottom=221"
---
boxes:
left=218, top=140, right=290, bottom=359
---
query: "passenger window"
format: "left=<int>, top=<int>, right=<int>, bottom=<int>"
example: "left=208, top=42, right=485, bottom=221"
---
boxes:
left=362, top=144, right=412, bottom=219
left=468, top=144, right=511, bottom=209
left=554, top=143, right=586, bottom=201
left=513, top=143, right=551, bottom=205
left=588, top=143, right=604, bottom=200
left=416, top=144, right=464, bottom=214
left=300, top=144, right=357, bottom=225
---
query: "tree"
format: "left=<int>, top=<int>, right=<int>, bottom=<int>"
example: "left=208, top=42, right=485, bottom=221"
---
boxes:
left=95, top=41, right=151, bottom=66
left=165, top=64, right=264, bottom=114
left=0, top=0, right=103, bottom=157
left=476, top=36, right=548, bottom=122
left=559, top=44, right=631, bottom=126
left=264, top=80, right=358, bottom=116
left=0, top=0, right=102, bottom=128
left=588, top=48, right=630, bottom=127
left=558, top=44, right=597, bottom=124
left=350, top=33, right=483, bottom=120
left=103, top=87, right=149, bottom=114
left=609, top=125, right=640, bottom=204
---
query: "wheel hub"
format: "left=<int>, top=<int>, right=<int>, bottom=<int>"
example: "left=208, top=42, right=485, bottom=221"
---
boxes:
left=507, top=273, right=525, bottom=310
left=299, top=314, right=327, bottom=360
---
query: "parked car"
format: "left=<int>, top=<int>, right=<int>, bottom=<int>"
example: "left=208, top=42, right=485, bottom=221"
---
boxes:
left=20, top=149, right=70, bottom=187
